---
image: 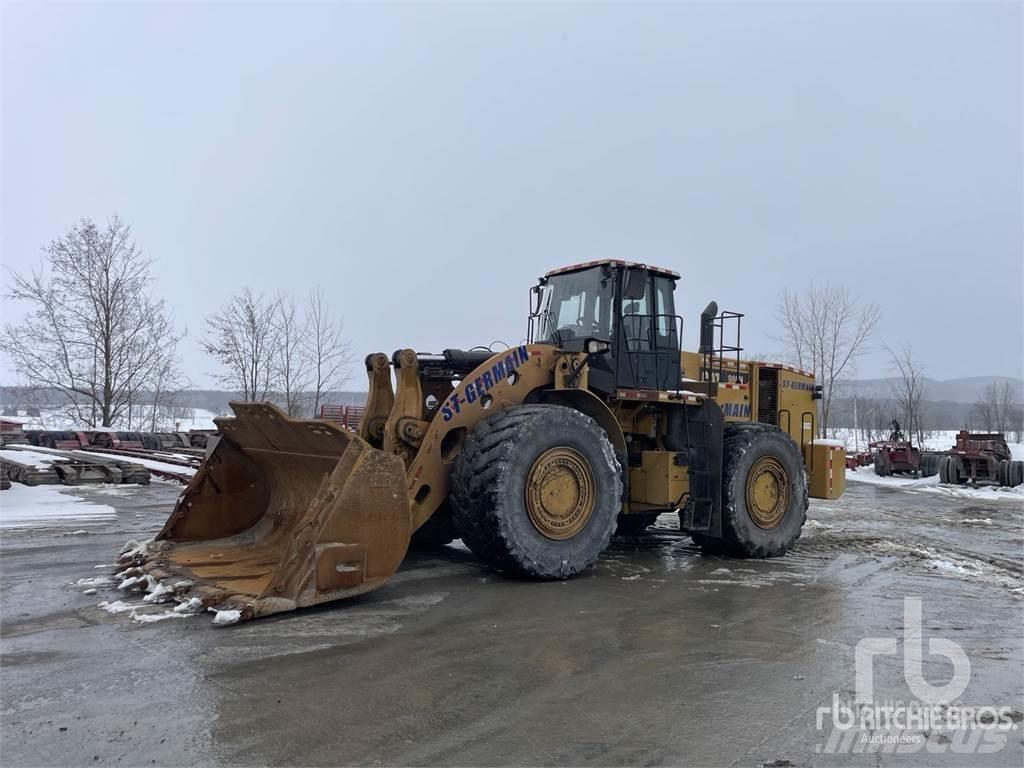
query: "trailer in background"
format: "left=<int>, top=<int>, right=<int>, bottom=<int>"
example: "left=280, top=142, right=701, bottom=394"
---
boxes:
left=938, top=431, right=1024, bottom=487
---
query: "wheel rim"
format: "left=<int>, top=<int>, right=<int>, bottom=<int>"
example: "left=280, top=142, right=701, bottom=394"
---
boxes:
left=525, top=447, right=596, bottom=540
left=745, top=456, right=791, bottom=529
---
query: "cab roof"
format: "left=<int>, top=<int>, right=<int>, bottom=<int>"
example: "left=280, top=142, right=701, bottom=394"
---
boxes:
left=544, top=259, right=680, bottom=280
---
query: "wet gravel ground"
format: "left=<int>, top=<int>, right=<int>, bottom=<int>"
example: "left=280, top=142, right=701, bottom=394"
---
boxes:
left=1, top=481, right=1022, bottom=767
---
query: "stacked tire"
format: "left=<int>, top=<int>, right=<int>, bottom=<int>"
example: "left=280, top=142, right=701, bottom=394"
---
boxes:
left=919, top=453, right=942, bottom=478
left=939, top=455, right=963, bottom=485
left=997, top=459, right=1024, bottom=488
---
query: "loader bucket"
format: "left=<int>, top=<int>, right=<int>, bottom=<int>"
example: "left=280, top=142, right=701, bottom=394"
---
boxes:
left=133, top=402, right=413, bottom=621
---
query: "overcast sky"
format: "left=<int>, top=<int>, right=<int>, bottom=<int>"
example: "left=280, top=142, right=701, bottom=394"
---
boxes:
left=2, top=2, right=1021, bottom=389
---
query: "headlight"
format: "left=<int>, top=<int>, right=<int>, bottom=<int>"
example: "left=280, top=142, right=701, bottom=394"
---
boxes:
left=586, top=339, right=610, bottom=354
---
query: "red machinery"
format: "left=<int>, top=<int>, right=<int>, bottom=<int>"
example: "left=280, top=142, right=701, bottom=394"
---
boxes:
left=939, top=431, right=1023, bottom=487
left=25, top=430, right=90, bottom=450
left=845, top=451, right=873, bottom=471
left=318, top=404, right=366, bottom=430
left=88, top=430, right=146, bottom=450
left=869, top=421, right=920, bottom=477
left=1, top=418, right=29, bottom=448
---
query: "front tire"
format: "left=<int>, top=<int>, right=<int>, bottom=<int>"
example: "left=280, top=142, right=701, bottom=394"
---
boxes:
left=450, top=404, right=622, bottom=579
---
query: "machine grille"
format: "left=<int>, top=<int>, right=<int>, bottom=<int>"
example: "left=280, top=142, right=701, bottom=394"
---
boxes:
left=757, top=367, right=778, bottom=425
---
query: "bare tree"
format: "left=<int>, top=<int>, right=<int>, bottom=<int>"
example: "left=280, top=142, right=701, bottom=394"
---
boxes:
left=972, top=380, right=1023, bottom=439
left=143, top=353, right=189, bottom=431
left=4, top=217, right=184, bottom=427
left=202, top=289, right=281, bottom=401
left=886, top=344, right=927, bottom=446
left=303, top=288, right=353, bottom=417
left=273, top=293, right=311, bottom=417
left=777, top=283, right=880, bottom=436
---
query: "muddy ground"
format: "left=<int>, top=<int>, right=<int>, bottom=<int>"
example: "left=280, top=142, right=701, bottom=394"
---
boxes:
left=2, top=482, right=1022, bottom=767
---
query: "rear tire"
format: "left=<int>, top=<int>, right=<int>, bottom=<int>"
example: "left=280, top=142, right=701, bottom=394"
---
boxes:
left=1011, top=461, right=1024, bottom=487
left=920, top=454, right=940, bottom=478
left=692, top=423, right=808, bottom=558
left=451, top=405, right=622, bottom=579
left=941, top=455, right=964, bottom=485
left=873, top=452, right=891, bottom=477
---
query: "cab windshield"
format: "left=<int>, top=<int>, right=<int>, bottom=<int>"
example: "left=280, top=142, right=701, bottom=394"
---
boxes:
left=535, top=267, right=614, bottom=343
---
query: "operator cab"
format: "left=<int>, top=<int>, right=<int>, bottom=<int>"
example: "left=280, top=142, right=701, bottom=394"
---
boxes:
left=529, top=260, right=682, bottom=393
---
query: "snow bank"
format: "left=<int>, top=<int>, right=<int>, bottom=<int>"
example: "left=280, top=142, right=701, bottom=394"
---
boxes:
left=846, top=466, right=1024, bottom=502
left=0, top=484, right=117, bottom=529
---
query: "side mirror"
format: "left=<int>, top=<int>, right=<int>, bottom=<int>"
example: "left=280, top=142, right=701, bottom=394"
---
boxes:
left=529, top=284, right=543, bottom=315
left=623, top=268, right=648, bottom=300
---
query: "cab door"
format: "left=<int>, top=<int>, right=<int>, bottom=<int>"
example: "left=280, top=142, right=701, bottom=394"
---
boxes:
left=614, top=269, right=680, bottom=391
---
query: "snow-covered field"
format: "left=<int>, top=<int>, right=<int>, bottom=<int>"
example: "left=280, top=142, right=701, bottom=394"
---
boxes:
left=830, top=428, right=1024, bottom=460
left=0, top=484, right=117, bottom=529
left=3, top=407, right=220, bottom=431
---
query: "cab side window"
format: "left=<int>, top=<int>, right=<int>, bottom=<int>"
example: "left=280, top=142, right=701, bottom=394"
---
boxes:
left=653, top=276, right=677, bottom=349
left=621, top=276, right=651, bottom=351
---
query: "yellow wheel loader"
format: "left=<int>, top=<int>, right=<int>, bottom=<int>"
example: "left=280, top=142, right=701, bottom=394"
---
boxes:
left=124, top=260, right=846, bottom=622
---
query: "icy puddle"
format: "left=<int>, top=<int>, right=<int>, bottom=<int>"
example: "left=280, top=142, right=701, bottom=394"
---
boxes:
left=0, top=484, right=117, bottom=529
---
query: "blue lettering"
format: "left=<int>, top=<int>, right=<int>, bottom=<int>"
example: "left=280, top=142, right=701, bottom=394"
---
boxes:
left=465, top=383, right=477, bottom=403
left=492, top=360, right=506, bottom=381
left=517, top=345, right=529, bottom=364
left=504, top=354, right=516, bottom=372
left=482, top=371, right=493, bottom=390
left=449, top=395, right=462, bottom=414
left=441, top=404, right=453, bottom=421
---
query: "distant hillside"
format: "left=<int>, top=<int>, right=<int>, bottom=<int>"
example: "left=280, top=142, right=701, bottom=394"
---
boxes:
left=0, top=386, right=367, bottom=417
left=839, top=376, right=1022, bottom=404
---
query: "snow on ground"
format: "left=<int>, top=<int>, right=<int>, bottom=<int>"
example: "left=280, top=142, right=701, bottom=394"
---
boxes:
left=0, top=484, right=117, bottom=529
left=4, top=407, right=221, bottom=431
left=846, top=465, right=1024, bottom=502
